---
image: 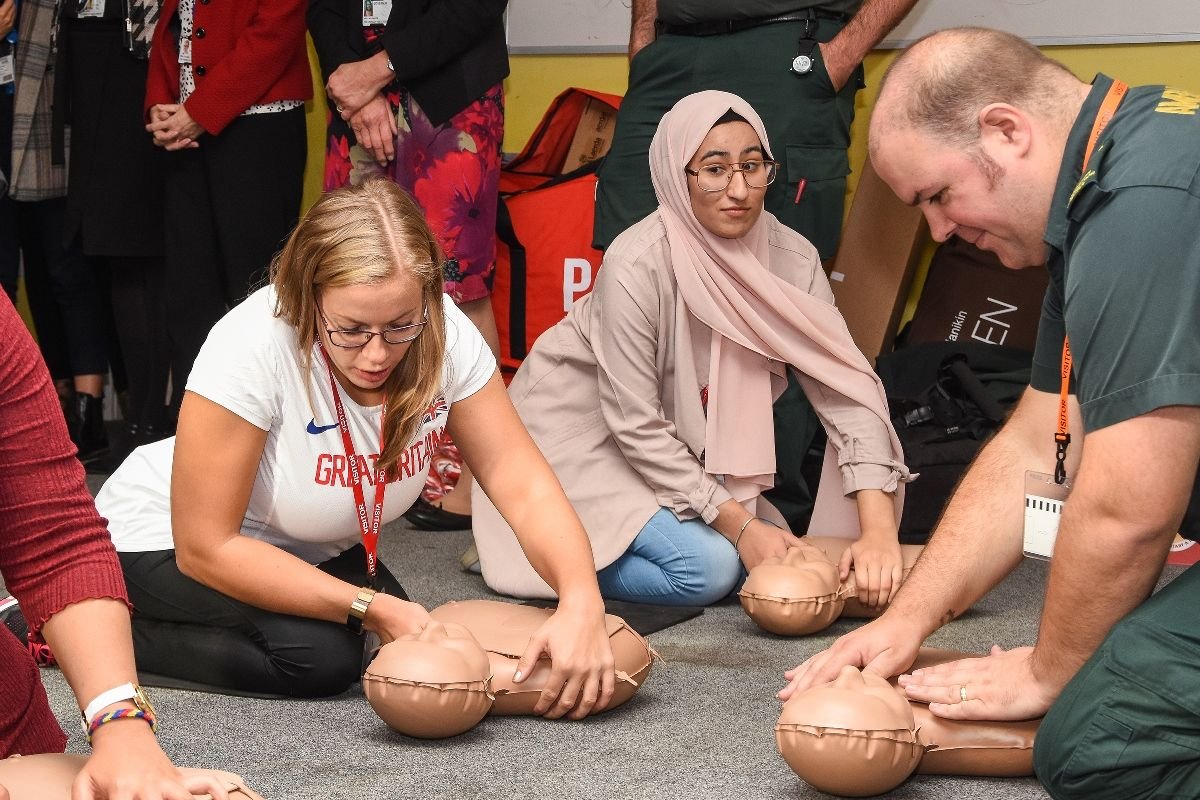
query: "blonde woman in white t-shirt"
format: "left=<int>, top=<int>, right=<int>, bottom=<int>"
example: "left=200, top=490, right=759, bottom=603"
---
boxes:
left=96, top=179, right=615, bottom=717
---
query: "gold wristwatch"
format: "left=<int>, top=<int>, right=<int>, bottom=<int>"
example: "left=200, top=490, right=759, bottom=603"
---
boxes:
left=346, top=587, right=378, bottom=634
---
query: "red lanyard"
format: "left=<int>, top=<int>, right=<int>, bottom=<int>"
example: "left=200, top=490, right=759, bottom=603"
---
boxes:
left=1055, top=79, right=1129, bottom=484
left=318, top=343, right=387, bottom=588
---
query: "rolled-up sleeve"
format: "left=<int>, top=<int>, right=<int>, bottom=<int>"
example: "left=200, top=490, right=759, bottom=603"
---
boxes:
left=592, top=255, right=734, bottom=523
left=796, top=372, right=911, bottom=496
left=796, top=263, right=910, bottom=495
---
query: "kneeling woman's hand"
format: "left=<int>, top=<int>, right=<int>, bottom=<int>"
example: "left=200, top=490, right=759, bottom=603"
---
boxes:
left=365, top=593, right=434, bottom=644
left=838, top=533, right=903, bottom=610
left=513, top=600, right=617, bottom=721
left=737, top=519, right=808, bottom=571
left=841, top=489, right=904, bottom=609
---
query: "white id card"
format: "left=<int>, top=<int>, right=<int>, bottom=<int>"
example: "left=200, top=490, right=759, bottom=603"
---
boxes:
left=1023, top=470, right=1071, bottom=560
left=0, top=55, right=14, bottom=87
left=178, top=35, right=192, bottom=64
left=362, top=0, right=393, bottom=26
left=77, top=0, right=107, bottom=18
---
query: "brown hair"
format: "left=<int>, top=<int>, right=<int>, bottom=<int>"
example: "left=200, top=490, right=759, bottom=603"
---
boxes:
left=270, top=179, right=447, bottom=478
left=882, top=27, right=1078, bottom=148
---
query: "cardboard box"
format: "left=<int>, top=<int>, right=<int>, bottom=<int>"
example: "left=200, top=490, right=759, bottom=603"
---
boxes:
left=562, top=97, right=616, bottom=173
left=905, top=238, right=1048, bottom=351
left=827, top=158, right=929, bottom=362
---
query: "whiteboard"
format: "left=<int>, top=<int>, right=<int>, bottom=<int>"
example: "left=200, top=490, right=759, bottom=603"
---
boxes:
left=507, top=0, right=632, bottom=54
left=506, top=0, right=1200, bottom=54
left=881, top=1, right=1200, bottom=49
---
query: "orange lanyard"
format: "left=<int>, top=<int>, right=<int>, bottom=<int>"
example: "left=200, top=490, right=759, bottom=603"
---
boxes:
left=318, top=342, right=388, bottom=587
left=1054, top=79, right=1128, bottom=484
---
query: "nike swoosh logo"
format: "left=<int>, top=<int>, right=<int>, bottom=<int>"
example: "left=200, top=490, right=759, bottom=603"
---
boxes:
left=307, top=419, right=339, bottom=434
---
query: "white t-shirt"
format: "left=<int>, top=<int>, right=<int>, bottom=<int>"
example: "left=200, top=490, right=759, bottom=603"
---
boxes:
left=97, top=287, right=495, bottom=563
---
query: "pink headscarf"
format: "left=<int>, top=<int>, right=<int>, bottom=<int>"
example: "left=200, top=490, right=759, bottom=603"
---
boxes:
left=650, top=90, right=906, bottom=511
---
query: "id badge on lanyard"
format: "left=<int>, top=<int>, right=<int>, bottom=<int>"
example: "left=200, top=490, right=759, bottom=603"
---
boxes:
left=362, top=0, right=392, bottom=26
left=0, top=54, right=13, bottom=88
left=1023, top=470, right=1070, bottom=559
left=78, top=0, right=106, bottom=17
left=1021, top=79, right=1127, bottom=561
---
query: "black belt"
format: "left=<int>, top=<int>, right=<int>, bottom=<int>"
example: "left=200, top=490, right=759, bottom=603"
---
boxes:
left=656, top=9, right=846, bottom=37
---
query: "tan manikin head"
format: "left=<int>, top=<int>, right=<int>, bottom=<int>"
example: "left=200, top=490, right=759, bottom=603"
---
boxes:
left=362, top=619, right=493, bottom=738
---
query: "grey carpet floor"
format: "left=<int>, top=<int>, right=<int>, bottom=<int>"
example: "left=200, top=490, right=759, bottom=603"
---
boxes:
left=22, top=476, right=1180, bottom=799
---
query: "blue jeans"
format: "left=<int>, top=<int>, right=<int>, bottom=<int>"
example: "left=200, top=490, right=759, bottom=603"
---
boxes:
left=596, top=508, right=743, bottom=606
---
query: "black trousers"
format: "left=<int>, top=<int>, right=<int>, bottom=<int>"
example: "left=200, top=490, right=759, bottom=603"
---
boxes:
left=163, top=107, right=306, bottom=411
left=0, top=196, right=110, bottom=379
left=105, top=256, right=170, bottom=430
left=119, top=544, right=408, bottom=698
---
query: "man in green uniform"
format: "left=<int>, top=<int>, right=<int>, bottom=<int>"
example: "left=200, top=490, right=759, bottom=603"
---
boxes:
left=781, top=27, right=1200, bottom=798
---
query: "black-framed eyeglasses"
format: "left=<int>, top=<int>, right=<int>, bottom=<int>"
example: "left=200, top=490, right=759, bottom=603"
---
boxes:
left=684, top=160, right=779, bottom=192
left=317, top=303, right=428, bottom=347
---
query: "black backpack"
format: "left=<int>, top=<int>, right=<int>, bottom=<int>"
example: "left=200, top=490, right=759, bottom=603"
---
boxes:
left=875, top=342, right=1033, bottom=543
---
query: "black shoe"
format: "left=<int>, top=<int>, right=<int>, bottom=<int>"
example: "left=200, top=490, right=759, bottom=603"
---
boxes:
left=402, top=497, right=472, bottom=531
left=70, top=393, right=109, bottom=462
left=0, top=595, right=28, bottom=645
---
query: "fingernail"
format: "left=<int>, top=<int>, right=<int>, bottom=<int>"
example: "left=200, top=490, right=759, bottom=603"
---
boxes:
left=513, top=670, right=523, bottom=682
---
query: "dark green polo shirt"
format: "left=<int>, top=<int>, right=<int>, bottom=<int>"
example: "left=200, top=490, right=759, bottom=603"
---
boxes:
left=1030, top=74, right=1200, bottom=432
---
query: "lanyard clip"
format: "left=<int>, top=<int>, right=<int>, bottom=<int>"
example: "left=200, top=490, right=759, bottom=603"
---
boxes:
left=1053, top=432, right=1071, bottom=485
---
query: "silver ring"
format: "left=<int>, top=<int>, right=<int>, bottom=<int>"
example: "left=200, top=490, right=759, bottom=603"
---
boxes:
left=959, top=685, right=968, bottom=703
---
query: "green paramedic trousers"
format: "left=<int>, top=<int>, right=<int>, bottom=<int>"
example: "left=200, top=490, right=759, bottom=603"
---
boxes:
left=1033, top=562, right=1200, bottom=798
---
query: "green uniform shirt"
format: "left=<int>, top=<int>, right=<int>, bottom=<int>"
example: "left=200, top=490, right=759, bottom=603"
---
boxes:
left=1030, top=74, right=1200, bottom=432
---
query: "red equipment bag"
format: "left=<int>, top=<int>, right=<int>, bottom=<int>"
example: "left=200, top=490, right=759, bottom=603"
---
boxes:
left=493, top=88, right=621, bottom=377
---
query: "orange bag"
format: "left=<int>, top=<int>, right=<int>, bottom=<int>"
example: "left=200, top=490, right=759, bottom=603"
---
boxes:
left=493, top=89, right=621, bottom=377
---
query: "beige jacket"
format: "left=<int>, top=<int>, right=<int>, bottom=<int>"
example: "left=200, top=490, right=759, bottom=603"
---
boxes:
left=472, top=214, right=907, bottom=598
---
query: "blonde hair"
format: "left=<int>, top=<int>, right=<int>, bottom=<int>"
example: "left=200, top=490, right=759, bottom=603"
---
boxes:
left=271, top=179, right=447, bottom=478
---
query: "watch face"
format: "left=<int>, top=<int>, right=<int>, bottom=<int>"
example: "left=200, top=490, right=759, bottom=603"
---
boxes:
left=792, top=54, right=813, bottom=74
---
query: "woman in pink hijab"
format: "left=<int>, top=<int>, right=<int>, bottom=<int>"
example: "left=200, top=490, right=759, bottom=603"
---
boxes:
left=472, top=91, right=910, bottom=607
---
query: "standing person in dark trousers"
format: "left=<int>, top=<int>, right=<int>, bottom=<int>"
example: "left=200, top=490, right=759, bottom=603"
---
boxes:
left=784, top=28, right=1200, bottom=799
left=594, top=0, right=917, bottom=532
left=56, top=0, right=173, bottom=455
left=144, top=0, right=310, bottom=415
left=7, top=0, right=112, bottom=462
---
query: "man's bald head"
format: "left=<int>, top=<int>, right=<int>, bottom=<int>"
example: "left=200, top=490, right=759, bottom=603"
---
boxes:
left=871, top=27, right=1082, bottom=155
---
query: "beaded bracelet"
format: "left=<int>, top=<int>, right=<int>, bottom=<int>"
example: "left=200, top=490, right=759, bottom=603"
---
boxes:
left=86, top=707, right=157, bottom=744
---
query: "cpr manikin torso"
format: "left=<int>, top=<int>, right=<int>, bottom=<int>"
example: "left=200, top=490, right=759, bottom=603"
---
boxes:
left=739, top=536, right=924, bottom=634
left=775, top=650, right=1041, bottom=796
left=430, top=599, right=655, bottom=715
left=0, top=754, right=264, bottom=800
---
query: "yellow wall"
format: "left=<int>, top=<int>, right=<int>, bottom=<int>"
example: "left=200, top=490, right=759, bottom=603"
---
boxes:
left=496, top=42, right=1200, bottom=203
left=295, top=41, right=1200, bottom=325
left=303, top=41, right=1200, bottom=307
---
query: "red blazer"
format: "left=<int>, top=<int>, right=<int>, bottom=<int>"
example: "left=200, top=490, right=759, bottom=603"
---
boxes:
left=145, top=0, right=313, bottom=136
